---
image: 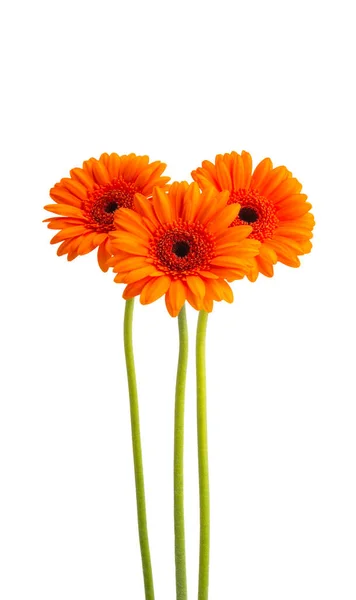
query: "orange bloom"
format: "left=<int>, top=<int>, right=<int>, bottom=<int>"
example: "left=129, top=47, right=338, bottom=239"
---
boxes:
left=44, top=153, right=170, bottom=271
left=108, top=182, right=260, bottom=317
left=192, top=151, right=314, bottom=281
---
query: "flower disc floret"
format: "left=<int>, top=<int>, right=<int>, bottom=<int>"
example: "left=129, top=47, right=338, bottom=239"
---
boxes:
left=229, top=188, right=279, bottom=241
left=151, top=220, right=215, bottom=277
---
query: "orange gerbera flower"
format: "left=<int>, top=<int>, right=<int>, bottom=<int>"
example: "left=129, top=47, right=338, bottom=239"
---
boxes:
left=44, top=153, right=170, bottom=271
left=108, top=182, right=260, bottom=317
left=192, top=151, right=314, bottom=281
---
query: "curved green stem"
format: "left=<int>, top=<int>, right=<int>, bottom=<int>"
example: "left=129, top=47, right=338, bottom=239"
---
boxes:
left=123, top=298, right=155, bottom=600
left=196, top=311, right=210, bottom=600
left=174, top=305, right=189, bottom=600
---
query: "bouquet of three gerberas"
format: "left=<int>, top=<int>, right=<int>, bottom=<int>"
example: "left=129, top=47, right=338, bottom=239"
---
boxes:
left=44, top=150, right=314, bottom=600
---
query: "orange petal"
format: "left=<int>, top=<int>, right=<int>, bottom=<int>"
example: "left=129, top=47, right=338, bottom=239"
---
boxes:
left=107, top=153, right=121, bottom=179
left=114, top=209, right=150, bottom=240
left=45, top=217, right=85, bottom=229
left=66, top=235, right=83, bottom=261
left=56, top=237, right=80, bottom=257
left=152, top=187, right=172, bottom=223
left=142, top=176, right=170, bottom=196
left=121, top=154, right=140, bottom=181
left=93, top=232, right=108, bottom=245
left=208, top=204, right=240, bottom=233
left=216, top=156, right=232, bottom=191
left=109, top=232, right=148, bottom=255
left=49, top=187, right=82, bottom=208
left=134, top=193, right=157, bottom=223
left=272, top=236, right=304, bottom=253
left=200, top=160, right=220, bottom=187
left=274, top=193, right=308, bottom=211
left=202, top=296, right=214, bottom=312
left=192, top=173, right=218, bottom=192
left=122, top=266, right=161, bottom=284
left=300, top=240, right=313, bottom=254
left=44, top=204, right=85, bottom=218
left=77, top=232, right=98, bottom=255
left=185, top=287, right=203, bottom=311
left=282, top=213, right=315, bottom=229
left=258, top=166, right=290, bottom=197
left=140, top=275, right=171, bottom=304
left=211, top=266, right=247, bottom=280
left=258, top=243, right=278, bottom=264
left=232, top=153, right=245, bottom=190
left=97, top=239, right=112, bottom=272
left=244, top=260, right=259, bottom=281
left=165, top=280, right=186, bottom=317
left=274, top=225, right=313, bottom=240
left=214, top=242, right=259, bottom=258
left=250, top=157, right=273, bottom=190
left=134, top=163, right=157, bottom=189
left=211, top=255, right=252, bottom=268
left=255, top=255, right=274, bottom=277
left=269, top=178, right=303, bottom=203
left=122, top=277, right=151, bottom=299
left=206, top=279, right=233, bottom=302
left=194, top=188, right=221, bottom=224
left=99, top=153, right=110, bottom=166
left=215, top=226, right=252, bottom=243
left=198, top=271, right=219, bottom=280
left=70, top=168, right=94, bottom=189
left=112, top=256, right=148, bottom=272
left=61, top=178, right=88, bottom=201
left=169, top=181, right=189, bottom=220
left=138, top=162, right=168, bottom=192
left=241, top=151, right=253, bottom=188
left=277, top=202, right=312, bottom=220
left=50, top=226, right=89, bottom=244
left=186, top=275, right=206, bottom=299
left=181, top=182, right=201, bottom=221
left=92, top=160, right=110, bottom=186
left=132, top=156, right=150, bottom=180
left=267, top=240, right=301, bottom=266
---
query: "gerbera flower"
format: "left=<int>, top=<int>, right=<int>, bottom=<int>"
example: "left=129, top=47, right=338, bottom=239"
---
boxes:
left=44, top=153, right=170, bottom=271
left=108, top=182, right=260, bottom=317
left=192, top=151, right=314, bottom=281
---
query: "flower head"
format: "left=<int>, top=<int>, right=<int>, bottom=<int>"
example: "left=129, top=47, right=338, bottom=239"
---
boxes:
left=44, top=153, right=170, bottom=271
left=108, top=182, right=260, bottom=316
left=192, top=151, right=314, bottom=280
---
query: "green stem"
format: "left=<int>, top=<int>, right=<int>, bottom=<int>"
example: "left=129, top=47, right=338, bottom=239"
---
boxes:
left=196, top=311, right=210, bottom=600
left=174, top=305, right=189, bottom=600
left=123, top=298, right=155, bottom=600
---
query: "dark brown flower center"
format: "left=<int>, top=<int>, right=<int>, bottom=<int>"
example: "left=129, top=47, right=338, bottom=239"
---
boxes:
left=104, top=200, right=119, bottom=213
left=85, top=179, right=138, bottom=232
left=228, top=188, right=279, bottom=241
left=150, top=220, right=215, bottom=276
left=172, top=240, right=190, bottom=257
left=238, top=206, right=259, bottom=224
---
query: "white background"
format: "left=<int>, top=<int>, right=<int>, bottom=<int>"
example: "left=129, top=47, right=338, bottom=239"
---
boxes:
left=1, top=0, right=355, bottom=598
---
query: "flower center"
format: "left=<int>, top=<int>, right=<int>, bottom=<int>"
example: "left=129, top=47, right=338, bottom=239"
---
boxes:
left=104, top=200, right=119, bottom=213
left=150, top=220, right=215, bottom=277
left=238, top=206, right=258, bottom=224
left=172, top=240, right=190, bottom=257
left=228, top=188, right=279, bottom=241
left=85, top=178, right=138, bottom=232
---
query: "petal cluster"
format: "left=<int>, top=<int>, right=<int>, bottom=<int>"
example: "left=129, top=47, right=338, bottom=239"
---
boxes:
left=192, top=151, right=314, bottom=280
left=108, top=182, right=260, bottom=316
left=44, top=153, right=169, bottom=271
